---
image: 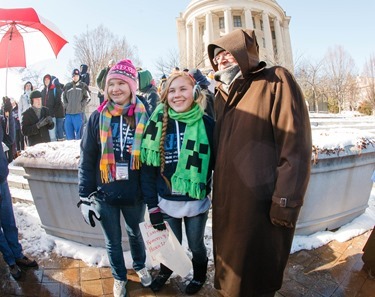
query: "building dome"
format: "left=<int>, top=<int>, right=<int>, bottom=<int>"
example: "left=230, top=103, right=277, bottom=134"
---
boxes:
left=176, top=0, right=293, bottom=72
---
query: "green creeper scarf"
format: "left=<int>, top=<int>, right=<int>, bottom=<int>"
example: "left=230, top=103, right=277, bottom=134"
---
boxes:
left=141, top=103, right=210, bottom=199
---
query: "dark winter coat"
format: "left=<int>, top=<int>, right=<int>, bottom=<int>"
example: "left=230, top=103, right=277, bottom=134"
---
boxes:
left=137, top=70, right=160, bottom=115
left=41, top=78, right=63, bottom=118
left=11, top=105, right=20, bottom=131
left=207, top=29, right=312, bottom=297
left=137, top=86, right=159, bottom=116
left=0, top=114, right=15, bottom=183
left=21, top=107, right=54, bottom=146
left=96, top=66, right=110, bottom=91
left=54, top=88, right=65, bottom=119
left=141, top=115, right=214, bottom=210
left=201, top=87, right=215, bottom=119
left=80, top=64, right=90, bottom=86
left=51, top=77, right=65, bottom=118
left=78, top=110, right=142, bottom=205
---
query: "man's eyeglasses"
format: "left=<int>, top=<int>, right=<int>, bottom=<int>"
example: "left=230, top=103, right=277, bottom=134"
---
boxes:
left=212, top=51, right=233, bottom=65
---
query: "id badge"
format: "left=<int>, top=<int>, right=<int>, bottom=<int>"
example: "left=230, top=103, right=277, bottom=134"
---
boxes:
left=116, top=160, right=129, bottom=180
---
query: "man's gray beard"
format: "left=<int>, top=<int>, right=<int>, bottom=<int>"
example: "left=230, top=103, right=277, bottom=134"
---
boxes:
left=214, top=64, right=241, bottom=94
left=32, top=106, right=42, bottom=119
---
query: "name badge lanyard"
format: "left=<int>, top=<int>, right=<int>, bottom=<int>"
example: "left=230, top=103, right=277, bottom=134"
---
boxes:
left=120, top=116, right=130, bottom=160
left=172, top=120, right=183, bottom=195
left=175, top=120, right=181, bottom=157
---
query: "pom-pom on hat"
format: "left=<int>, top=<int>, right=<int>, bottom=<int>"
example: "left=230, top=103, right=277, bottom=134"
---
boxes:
left=105, top=59, right=138, bottom=104
left=72, top=68, right=80, bottom=77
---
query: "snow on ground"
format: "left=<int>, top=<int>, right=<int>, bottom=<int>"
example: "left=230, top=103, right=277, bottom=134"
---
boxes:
left=12, top=185, right=375, bottom=269
left=9, top=115, right=375, bottom=268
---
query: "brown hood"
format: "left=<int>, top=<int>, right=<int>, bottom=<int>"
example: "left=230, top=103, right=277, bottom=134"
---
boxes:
left=208, top=29, right=260, bottom=75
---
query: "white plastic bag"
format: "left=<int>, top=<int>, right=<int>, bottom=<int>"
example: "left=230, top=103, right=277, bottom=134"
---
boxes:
left=139, top=221, right=192, bottom=277
left=2, top=142, right=9, bottom=152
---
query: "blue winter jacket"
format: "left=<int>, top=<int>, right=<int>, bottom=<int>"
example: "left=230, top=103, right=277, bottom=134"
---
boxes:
left=0, top=114, right=15, bottom=183
left=78, top=110, right=142, bottom=205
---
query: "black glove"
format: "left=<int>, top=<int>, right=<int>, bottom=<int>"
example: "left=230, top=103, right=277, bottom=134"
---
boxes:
left=36, top=117, right=50, bottom=129
left=2, top=96, right=12, bottom=114
left=45, top=116, right=53, bottom=125
left=77, top=193, right=101, bottom=227
left=269, top=200, right=301, bottom=228
left=150, top=212, right=166, bottom=231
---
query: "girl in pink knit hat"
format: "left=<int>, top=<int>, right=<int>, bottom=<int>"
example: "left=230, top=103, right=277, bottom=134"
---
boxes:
left=78, top=59, right=151, bottom=297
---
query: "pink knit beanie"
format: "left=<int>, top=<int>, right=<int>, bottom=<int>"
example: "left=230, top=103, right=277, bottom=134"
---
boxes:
left=105, top=59, right=138, bottom=104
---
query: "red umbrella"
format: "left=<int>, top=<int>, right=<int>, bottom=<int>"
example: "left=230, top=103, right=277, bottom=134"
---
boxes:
left=0, top=7, right=68, bottom=94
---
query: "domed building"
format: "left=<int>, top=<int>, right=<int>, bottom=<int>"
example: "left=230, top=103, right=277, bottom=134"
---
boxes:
left=176, top=0, right=293, bottom=71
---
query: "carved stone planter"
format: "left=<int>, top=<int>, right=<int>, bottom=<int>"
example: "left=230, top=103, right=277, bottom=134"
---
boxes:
left=14, top=141, right=131, bottom=249
left=296, top=129, right=375, bottom=235
left=14, top=129, right=375, bottom=240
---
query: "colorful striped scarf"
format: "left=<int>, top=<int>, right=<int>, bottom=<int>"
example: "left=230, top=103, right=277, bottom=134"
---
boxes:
left=141, top=103, right=210, bottom=199
left=99, top=98, right=148, bottom=183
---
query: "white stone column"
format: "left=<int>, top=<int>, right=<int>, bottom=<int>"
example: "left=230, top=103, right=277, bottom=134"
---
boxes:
left=205, top=12, right=214, bottom=43
left=186, top=24, right=192, bottom=68
left=205, top=12, right=214, bottom=68
left=273, top=18, right=284, bottom=65
left=177, top=17, right=187, bottom=68
left=224, top=9, right=233, bottom=34
left=262, top=11, right=274, bottom=61
left=192, top=17, right=199, bottom=68
left=244, top=9, right=254, bottom=30
left=282, top=18, right=294, bottom=71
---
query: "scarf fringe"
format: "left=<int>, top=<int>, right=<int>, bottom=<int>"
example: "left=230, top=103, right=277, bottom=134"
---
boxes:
left=99, top=99, right=148, bottom=181
left=100, top=164, right=115, bottom=183
left=141, top=148, right=161, bottom=166
left=131, top=154, right=141, bottom=170
left=171, top=175, right=206, bottom=199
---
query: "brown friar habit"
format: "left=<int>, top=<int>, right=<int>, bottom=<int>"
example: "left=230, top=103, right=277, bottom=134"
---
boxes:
left=207, top=29, right=312, bottom=297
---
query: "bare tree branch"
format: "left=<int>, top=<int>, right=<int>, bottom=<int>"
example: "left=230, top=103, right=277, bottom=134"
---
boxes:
left=70, top=25, right=140, bottom=87
left=323, top=45, right=357, bottom=113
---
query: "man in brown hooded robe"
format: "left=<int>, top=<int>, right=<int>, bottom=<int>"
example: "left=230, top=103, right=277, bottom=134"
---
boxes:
left=207, top=29, right=312, bottom=297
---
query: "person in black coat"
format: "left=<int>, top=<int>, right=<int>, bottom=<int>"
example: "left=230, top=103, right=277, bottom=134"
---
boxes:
left=51, top=76, right=65, bottom=140
left=41, top=74, right=64, bottom=141
left=80, top=64, right=90, bottom=87
left=1, top=97, right=38, bottom=280
left=1, top=96, right=15, bottom=162
left=21, top=90, right=54, bottom=146
left=188, top=68, right=216, bottom=119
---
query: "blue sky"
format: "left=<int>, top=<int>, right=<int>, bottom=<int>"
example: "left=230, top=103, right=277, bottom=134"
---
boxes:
left=1, top=0, right=374, bottom=99
left=277, top=0, right=375, bottom=71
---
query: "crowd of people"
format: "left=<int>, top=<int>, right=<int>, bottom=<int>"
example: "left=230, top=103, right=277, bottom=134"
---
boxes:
left=0, top=29, right=314, bottom=297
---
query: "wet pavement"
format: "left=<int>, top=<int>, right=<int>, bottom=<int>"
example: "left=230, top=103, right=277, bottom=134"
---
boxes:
left=0, top=229, right=373, bottom=297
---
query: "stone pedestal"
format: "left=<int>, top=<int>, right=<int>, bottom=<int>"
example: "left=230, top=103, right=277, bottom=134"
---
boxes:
left=14, top=141, right=131, bottom=249
left=296, top=141, right=375, bottom=235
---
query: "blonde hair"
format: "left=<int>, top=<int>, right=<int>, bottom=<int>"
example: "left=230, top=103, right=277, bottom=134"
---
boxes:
left=158, top=72, right=206, bottom=179
left=160, top=72, right=206, bottom=109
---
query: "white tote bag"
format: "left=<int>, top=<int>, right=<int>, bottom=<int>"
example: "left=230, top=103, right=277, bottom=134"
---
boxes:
left=139, top=221, right=192, bottom=277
